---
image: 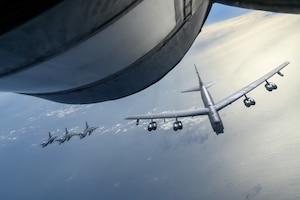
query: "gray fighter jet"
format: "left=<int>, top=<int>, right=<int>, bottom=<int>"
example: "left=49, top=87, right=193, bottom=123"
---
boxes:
left=40, top=132, right=57, bottom=148
left=55, top=128, right=70, bottom=145
left=55, top=128, right=79, bottom=145
left=64, top=128, right=79, bottom=141
left=79, top=122, right=98, bottom=139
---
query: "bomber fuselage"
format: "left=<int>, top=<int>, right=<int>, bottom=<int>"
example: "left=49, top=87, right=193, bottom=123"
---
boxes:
left=200, top=85, right=224, bottom=134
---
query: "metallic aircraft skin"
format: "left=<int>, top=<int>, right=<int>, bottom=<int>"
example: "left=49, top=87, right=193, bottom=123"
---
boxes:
left=216, top=0, right=300, bottom=14
left=64, top=128, right=79, bottom=141
left=40, top=132, right=57, bottom=148
left=0, top=1, right=299, bottom=104
left=55, top=128, right=71, bottom=145
left=55, top=137, right=67, bottom=145
left=79, top=122, right=98, bottom=139
left=125, top=61, right=289, bottom=134
left=195, top=66, right=224, bottom=134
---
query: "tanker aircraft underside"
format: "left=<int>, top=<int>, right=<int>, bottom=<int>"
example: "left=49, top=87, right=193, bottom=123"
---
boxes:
left=0, top=1, right=299, bottom=104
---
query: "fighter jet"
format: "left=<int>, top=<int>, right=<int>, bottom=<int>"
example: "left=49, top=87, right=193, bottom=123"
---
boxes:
left=64, top=128, right=79, bottom=141
left=40, top=132, right=57, bottom=148
left=55, top=128, right=70, bottom=145
left=78, top=122, right=98, bottom=139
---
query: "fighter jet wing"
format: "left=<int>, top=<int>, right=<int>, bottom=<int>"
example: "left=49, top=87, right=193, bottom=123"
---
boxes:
left=214, top=61, right=289, bottom=111
left=125, top=108, right=209, bottom=120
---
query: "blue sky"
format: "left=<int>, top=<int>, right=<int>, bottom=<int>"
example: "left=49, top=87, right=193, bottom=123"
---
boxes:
left=205, top=3, right=250, bottom=24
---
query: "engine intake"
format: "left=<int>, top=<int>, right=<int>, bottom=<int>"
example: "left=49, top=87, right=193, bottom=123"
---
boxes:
left=173, top=120, right=183, bottom=131
left=147, top=121, right=157, bottom=131
left=243, top=94, right=255, bottom=107
left=265, top=81, right=277, bottom=91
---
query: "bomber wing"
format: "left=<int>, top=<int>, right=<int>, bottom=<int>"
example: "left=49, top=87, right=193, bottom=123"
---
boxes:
left=125, top=108, right=209, bottom=121
left=214, top=61, right=289, bottom=111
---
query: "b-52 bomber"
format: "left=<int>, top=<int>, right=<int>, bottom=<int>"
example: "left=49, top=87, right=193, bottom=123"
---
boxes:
left=125, top=61, right=290, bottom=134
left=40, top=132, right=57, bottom=148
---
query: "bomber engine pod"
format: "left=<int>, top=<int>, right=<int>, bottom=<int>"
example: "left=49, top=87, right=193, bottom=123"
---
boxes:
left=265, top=81, right=278, bottom=92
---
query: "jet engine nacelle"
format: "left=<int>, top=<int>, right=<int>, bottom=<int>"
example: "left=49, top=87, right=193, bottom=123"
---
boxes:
left=173, top=121, right=183, bottom=131
left=147, top=121, right=157, bottom=132
left=265, top=82, right=277, bottom=91
left=243, top=97, right=255, bottom=107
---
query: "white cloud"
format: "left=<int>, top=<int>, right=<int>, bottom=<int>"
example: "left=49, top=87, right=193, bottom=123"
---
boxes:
left=114, top=182, right=120, bottom=187
left=8, top=137, right=17, bottom=141
left=151, top=175, right=168, bottom=183
left=0, top=135, right=7, bottom=140
left=146, top=157, right=153, bottom=161
left=28, top=116, right=38, bottom=122
left=46, top=105, right=81, bottom=118
left=115, top=128, right=122, bottom=134
left=65, top=176, right=73, bottom=182
left=0, top=133, right=18, bottom=142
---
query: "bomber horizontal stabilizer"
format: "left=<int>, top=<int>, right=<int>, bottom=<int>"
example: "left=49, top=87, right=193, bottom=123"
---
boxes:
left=181, top=86, right=201, bottom=93
left=181, top=79, right=219, bottom=93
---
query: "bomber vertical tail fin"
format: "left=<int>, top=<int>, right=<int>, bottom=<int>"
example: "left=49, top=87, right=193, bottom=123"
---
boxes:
left=182, top=64, right=214, bottom=93
left=194, top=64, right=203, bottom=87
